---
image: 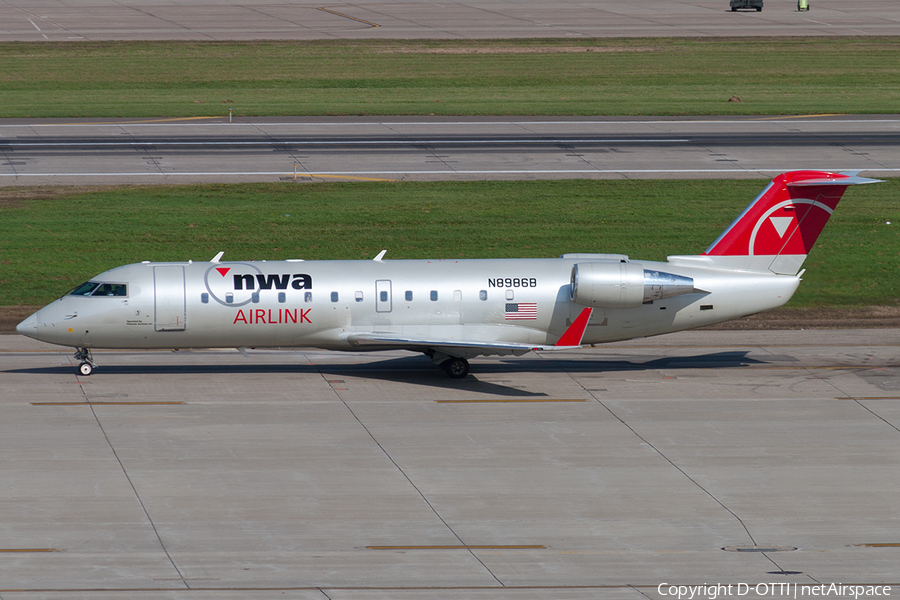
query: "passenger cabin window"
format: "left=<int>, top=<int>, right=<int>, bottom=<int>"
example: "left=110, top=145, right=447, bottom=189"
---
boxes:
left=355, top=291, right=364, bottom=303
left=278, top=292, right=286, bottom=303
left=201, top=293, right=209, bottom=304
left=331, top=292, right=339, bottom=303
left=405, top=291, right=413, bottom=301
left=453, top=290, right=462, bottom=302
left=430, top=290, right=438, bottom=301
left=479, top=290, right=488, bottom=301
left=304, top=292, right=312, bottom=303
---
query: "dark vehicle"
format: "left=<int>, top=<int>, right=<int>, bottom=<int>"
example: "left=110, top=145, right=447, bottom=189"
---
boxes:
left=730, top=0, right=763, bottom=11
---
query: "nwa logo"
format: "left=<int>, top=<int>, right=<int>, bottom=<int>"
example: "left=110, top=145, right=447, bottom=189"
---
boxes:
left=204, top=264, right=313, bottom=307
left=232, top=272, right=312, bottom=291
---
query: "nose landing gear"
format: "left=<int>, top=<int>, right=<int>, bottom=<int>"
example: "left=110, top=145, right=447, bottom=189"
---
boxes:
left=74, top=348, right=96, bottom=376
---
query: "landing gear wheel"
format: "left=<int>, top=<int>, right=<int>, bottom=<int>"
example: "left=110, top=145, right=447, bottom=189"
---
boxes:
left=441, top=357, right=470, bottom=379
left=74, top=348, right=96, bottom=376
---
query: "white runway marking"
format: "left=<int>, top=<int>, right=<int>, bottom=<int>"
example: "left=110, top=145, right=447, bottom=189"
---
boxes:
left=2, top=118, right=900, bottom=128
left=4, top=168, right=900, bottom=178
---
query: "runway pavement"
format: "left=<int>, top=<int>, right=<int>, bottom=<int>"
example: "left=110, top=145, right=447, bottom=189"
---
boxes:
left=2, top=115, right=899, bottom=185
left=1, top=329, right=899, bottom=598
left=1, top=0, right=899, bottom=41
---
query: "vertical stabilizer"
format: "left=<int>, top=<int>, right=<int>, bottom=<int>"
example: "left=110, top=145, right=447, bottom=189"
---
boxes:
left=701, top=170, right=881, bottom=274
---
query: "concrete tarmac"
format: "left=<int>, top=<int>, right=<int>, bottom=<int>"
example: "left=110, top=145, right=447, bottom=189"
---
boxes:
left=1, top=329, right=898, bottom=598
left=2, top=115, right=899, bottom=185
left=1, top=0, right=899, bottom=41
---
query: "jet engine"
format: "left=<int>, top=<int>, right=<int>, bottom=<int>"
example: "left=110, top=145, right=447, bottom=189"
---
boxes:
left=570, top=262, right=697, bottom=308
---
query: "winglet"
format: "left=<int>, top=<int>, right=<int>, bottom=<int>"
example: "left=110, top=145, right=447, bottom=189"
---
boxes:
left=373, top=249, right=387, bottom=262
left=555, top=307, right=593, bottom=347
left=210, top=251, right=225, bottom=263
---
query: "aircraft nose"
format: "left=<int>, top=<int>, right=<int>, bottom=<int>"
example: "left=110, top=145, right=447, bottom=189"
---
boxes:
left=16, top=313, right=37, bottom=338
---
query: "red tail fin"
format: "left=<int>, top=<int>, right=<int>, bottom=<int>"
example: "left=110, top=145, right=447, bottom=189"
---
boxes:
left=703, top=170, right=880, bottom=274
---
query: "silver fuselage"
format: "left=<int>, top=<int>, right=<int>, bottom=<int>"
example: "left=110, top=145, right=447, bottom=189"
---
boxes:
left=18, top=255, right=798, bottom=351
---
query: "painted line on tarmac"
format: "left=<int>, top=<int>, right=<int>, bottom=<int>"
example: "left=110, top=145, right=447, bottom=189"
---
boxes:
left=4, top=118, right=899, bottom=128
left=435, top=399, right=586, bottom=403
left=367, top=545, right=546, bottom=550
left=0, top=138, right=691, bottom=147
left=749, top=114, right=847, bottom=120
left=4, top=169, right=900, bottom=178
left=32, top=401, right=186, bottom=406
left=316, top=6, right=381, bottom=28
left=51, top=117, right=224, bottom=126
left=288, top=174, right=396, bottom=182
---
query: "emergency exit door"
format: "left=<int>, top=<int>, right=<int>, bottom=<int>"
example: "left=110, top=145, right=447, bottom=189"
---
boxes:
left=375, top=280, right=392, bottom=313
left=154, top=266, right=186, bottom=331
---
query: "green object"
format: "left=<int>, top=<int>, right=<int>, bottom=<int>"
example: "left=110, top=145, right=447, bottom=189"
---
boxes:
left=1, top=38, right=899, bottom=117
left=2, top=178, right=898, bottom=308
left=798, top=0, right=809, bottom=10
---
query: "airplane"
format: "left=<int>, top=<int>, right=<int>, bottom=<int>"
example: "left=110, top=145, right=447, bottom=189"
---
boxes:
left=16, top=170, right=880, bottom=378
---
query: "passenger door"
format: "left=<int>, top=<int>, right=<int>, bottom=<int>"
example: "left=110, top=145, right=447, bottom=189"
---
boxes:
left=154, top=266, right=186, bottom=331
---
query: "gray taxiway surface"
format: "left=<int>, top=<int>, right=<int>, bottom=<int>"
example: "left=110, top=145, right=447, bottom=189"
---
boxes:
left=2, top=115, right=899, bottom=185
left=1, top=0, right=899, bottom=41
left=1, top=329, right=899, bottom=598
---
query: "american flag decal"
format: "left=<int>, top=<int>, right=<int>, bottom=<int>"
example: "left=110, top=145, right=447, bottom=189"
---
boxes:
left=505, top=302, right=537, bottom=320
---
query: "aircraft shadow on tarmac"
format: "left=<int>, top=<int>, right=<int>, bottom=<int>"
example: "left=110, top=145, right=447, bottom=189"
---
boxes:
left=8, top=351, right=766, bottom=397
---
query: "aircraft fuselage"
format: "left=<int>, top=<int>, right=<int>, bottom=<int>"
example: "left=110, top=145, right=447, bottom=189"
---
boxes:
left=20, top=255, right=797, bottom=351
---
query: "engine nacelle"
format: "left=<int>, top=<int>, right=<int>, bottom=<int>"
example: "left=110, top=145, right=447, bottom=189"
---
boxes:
left=570, top=262, right=696, bottom=309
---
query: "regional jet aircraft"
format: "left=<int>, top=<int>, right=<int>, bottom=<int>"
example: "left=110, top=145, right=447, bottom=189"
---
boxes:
left=17, top=170, right=880, bottom=378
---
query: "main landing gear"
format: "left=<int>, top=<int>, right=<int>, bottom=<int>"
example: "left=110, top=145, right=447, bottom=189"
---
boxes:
left=74, top=348, right=96, bottom=376
left=440, top=357, right=470, bottom=379
left=426, top=349, right=470, bottom=379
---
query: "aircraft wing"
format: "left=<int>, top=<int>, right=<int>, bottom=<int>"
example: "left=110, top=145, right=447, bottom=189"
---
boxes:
left=345, top=307, right=594, bottom=359
left=346, top=333, right=539, bottom=358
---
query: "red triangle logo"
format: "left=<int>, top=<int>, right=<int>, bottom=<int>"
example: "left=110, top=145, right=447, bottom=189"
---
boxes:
left=215, top=267, right=231, bottom=277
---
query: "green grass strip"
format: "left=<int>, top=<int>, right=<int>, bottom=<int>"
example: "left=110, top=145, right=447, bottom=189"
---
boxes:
left=2, top=178, right=897, bottom=308
left=1, top=37, right=899, bottom=117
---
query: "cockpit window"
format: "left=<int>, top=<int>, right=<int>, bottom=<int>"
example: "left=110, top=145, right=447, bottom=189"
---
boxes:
left=70, top=282, right=100, bottom=296
left=92, top=283, right=127, bottom=297
left=68, top=282, right=128, bottom=297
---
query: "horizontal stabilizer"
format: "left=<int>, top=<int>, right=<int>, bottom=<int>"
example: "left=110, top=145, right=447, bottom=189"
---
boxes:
left=787, top=175, right=882, bottom=187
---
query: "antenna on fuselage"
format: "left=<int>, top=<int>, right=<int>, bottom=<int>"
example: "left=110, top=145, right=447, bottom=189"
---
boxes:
left=373, top=249, right=387, bottom=261
left=211, top=251, right=225, bottom=263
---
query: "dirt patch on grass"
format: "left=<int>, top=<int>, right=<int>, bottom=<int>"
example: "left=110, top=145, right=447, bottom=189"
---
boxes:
left=702, top=305, right=900, bottom=330
left=4, top=305, right=899, bottom=336
left=0, top=186, right=120, bottom=208
left=377, top=45, right=662, bottom=55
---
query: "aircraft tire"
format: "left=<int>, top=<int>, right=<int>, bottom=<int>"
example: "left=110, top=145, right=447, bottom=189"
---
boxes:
left=78, top=362, right=93, bottom=376
left=441, top=357, right=469, bottom=379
